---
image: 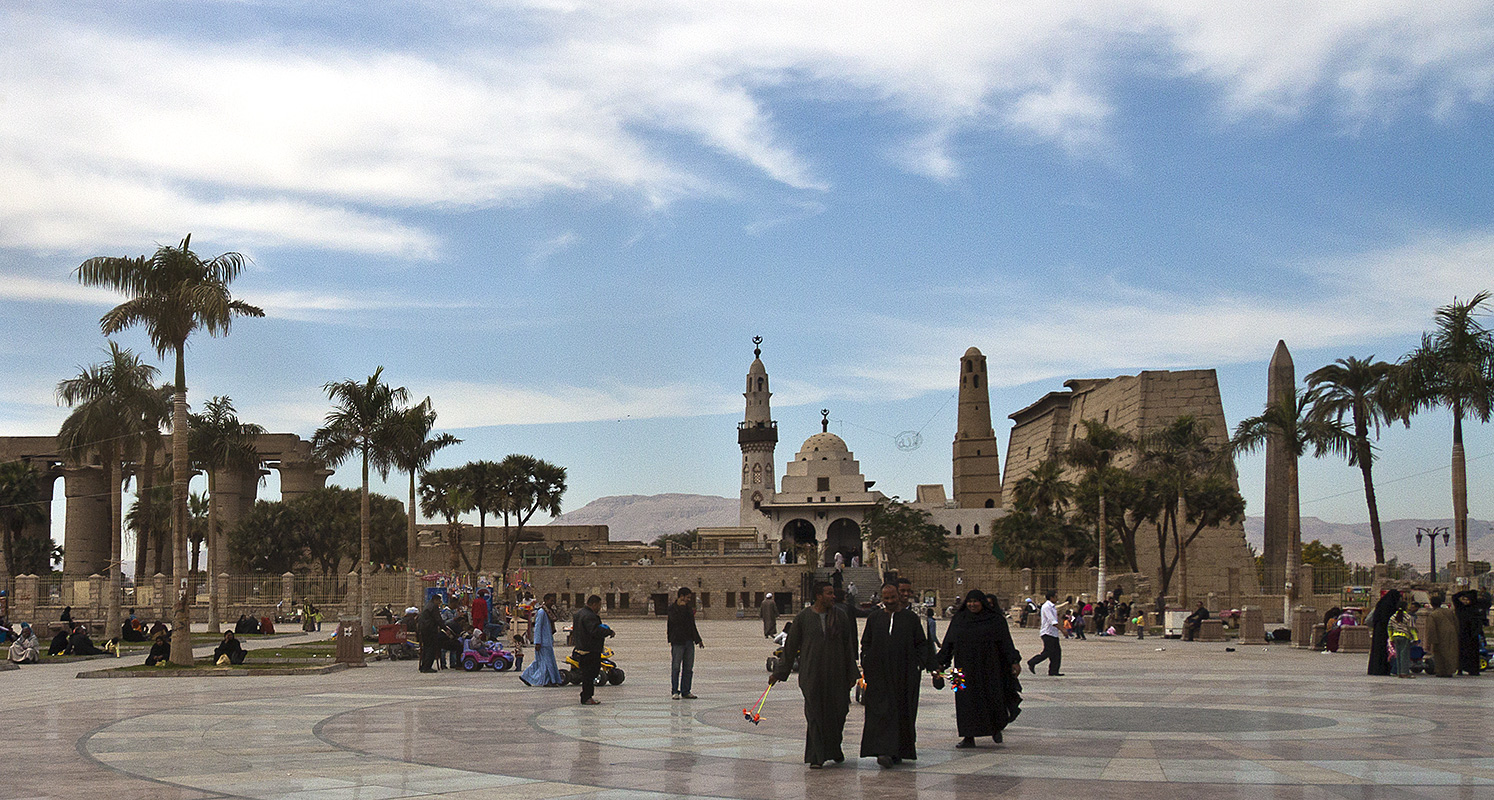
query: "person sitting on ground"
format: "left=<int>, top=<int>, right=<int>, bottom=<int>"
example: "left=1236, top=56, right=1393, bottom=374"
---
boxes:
left=213, top=631, right=247, bottom=665
left=67, top=625, right=107, bottom=656
left=147, top=620, right=168, bottom=638
left=259, top=616, right=275, bottom=635
left=145, top=631, right=171, bottom=666
left=9, top=624, right=40, bottom=664
left=121, top=617, right=149, bottom=642
left=48, top=626, right=70, bottom=656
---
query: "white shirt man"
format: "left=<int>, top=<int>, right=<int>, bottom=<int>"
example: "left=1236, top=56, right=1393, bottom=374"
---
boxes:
left=1027, top=591, right=1063, bottom=676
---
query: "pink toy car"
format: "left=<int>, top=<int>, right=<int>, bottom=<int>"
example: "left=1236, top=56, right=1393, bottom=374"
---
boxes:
left=460, top=638, right=524, bottom=672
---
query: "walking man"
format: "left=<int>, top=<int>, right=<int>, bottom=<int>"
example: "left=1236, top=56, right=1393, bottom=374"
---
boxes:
left=770, top=582, right=858, bottom=769
left=668, top=587, right=704, bottom=699
left=860, top=582, right=936, bottom=768
left=1026, top=590, right=1063, bottom=676
left=760, top=593, right=779, bottom=638
left=573, top=595, right=613, bottom=705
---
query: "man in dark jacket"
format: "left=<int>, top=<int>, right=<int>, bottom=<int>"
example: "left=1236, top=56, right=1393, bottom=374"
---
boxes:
left=572, top=595, right=613, bottom=705
left=667, top=587, right=705, bottom=699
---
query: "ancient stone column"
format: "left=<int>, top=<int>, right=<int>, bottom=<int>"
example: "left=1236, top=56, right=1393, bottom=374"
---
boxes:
left=62, top=465, right=111, bottom=579
left=277, top=460, right=332, bottom=502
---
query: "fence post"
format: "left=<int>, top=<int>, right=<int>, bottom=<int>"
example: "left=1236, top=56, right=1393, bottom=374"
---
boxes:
left=88, top=573, right=106, bottom=619
left=1021, top=568, right=1032, bottom=595
left=153, top=573, right=169, bottom=621
left=345, top=571, right=360, bottom=616
left=14, top=574, right=37, bottom=622
left=281, top=572, right=295, bottom=608
left=215, top=573, right=231, bottom=628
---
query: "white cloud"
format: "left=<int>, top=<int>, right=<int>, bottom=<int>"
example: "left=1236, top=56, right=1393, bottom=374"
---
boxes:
left=421, top=379, right=740, bottom=428
left=843, top=227, right=1494, bottom=396
left=527, top=231, right=578, bottom=269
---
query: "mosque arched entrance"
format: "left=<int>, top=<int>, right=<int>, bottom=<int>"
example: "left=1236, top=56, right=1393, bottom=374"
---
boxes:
left=782, top=519, right=816, bottom=564
left=823, top=518, right=862, bottom=567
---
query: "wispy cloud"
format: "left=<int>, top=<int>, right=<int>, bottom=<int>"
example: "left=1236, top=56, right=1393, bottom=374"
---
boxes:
left=527, top=231, right=578, bottom=269
left=4, top=3, right=1492, bottom=257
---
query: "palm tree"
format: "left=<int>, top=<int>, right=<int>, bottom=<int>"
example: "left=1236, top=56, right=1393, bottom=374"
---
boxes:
left=56, top=342, right=161, bottom=646
left=1398, top=292, right=1494, bottom=583
left=311, top=367, right=409, bottom=631
left=495, top=454, right=566, bottom=592
left=188, top=396, right=265, bottom=633
left=419, top=467, right=474, bottom=575
left=1064, top=419, right=1135, bottom=602
left=1306, top=356, right=1400, bottom=566
left=460, top=460, right=503, bottom=572
left=1010, top=458, right=1073, bottom=518
left=387, top=398, right=460, bottom=605
left=1232, top=390, right=1351, bottom=617
left=0, top=461, right=47, bottom=595
left=78, top=234, right=263, bottom=665
left=187, top=491, right=209, bottom=574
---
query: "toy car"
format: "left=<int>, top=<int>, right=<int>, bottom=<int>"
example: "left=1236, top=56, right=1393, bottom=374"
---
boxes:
left=460, top=638, right=524, bottom=672
left=560, top=645, right=625, bottom=685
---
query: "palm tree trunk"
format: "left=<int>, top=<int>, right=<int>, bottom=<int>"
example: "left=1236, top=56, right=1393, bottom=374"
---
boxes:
left=206, top=471, right=221, bottom=634
left=407, top=471, right=419, bottom=608
left=1451, top=410, right=1469, bottom=583
left=106, top=451, right=123, bottom=651
left=1177, top=494, right=1189, bottom=607
left=360, top=448, right=373, bottom=632
left=1357, top=436, right=1385, bottom=566
left=170, top=347, right=192, bottom=666
left=476, top=510, right=487, bottom=573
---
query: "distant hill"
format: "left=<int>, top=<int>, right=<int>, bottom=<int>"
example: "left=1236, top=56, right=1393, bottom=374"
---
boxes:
left=550, top=494, right=736, bottom=543
left=1244, top=516, right=1493, bottom=567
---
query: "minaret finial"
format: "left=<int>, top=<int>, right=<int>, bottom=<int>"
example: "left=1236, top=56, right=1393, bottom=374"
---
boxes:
left=820, top=408, right=829, bottom=432
left=753, top=335, right=763, bottom=358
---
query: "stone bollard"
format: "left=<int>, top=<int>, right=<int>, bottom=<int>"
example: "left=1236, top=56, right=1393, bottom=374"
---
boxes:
left=1238, top=606, right=1267, bottom=644
left=335, top=618, right=366, bottom=666
left=1292, top=607, right=1317, bottom=648
left=281, top=572, right=295, bottom=608
left=346, top=571, right=361, bottom=617
left=215, top=572, right=231, bottom=630
left=88, top=573, right=106, bottom=618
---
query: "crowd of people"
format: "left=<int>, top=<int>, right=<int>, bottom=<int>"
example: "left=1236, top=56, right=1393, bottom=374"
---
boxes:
left=1366, top=588, right=1491, bottom=678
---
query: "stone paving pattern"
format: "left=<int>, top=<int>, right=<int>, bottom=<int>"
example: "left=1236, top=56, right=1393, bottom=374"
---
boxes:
left=3, top=618, right=1491, bottom=799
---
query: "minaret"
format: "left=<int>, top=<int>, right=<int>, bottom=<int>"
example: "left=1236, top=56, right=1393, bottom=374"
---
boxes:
left=1263, top=339, right=1297, bottom=594
left=739, top=336, right=778, bottom=534
left=952, top=346, right=1002, bottom=508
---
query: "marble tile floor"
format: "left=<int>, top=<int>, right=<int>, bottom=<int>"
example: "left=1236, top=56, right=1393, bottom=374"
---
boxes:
left=3, top=618, right=1490, bottom=799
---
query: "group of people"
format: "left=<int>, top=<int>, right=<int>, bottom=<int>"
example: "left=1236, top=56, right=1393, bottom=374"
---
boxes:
left=1368, top=588, right=1490, bottom=678
left=769, top=578, right=1024, bottom=770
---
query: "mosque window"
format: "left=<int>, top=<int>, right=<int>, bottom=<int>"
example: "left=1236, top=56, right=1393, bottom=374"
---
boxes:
left=985, top=499, right=995, bottom=508
left=956, top=525, right=962, bottom=536
left=974, top=524, right=980, bottom=535
left=1102, top=410, right=1109, bottom=424
left=757, top=377, right=764, bottom=391
left=966, top=360, right=973, bottom=373
left=817, top=477, right=830, bottom=492
left=619, top=593, right=630, bottom=609
left=973, top=375, right=980, bottom=388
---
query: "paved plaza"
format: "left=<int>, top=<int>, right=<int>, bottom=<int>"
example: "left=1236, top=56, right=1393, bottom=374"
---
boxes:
left=4, top=616, right=1491, bottom=800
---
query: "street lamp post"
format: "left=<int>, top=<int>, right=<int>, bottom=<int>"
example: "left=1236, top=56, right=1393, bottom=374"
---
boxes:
left=1416, top=526, right=1450, bottom=583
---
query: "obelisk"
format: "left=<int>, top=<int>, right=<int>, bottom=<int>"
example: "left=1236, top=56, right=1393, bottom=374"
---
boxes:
left=1263, top=340, right=1295, bottom=594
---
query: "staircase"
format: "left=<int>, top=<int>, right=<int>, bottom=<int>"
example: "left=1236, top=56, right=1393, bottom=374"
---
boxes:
left=813, top=566, right=882, bottom=604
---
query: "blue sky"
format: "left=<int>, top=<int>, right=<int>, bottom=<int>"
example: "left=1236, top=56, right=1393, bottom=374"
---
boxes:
left=4, top=1, right=1494, bottom=549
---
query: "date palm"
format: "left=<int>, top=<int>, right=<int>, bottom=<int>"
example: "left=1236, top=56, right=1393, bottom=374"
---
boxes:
left=1232, top=389, right=1351, bottom=617
left=387, top=398, right=460, bottom=605
left=1010, top=458, right=1073, bottom=519
left=1064, top=419, right=1135, bottom=602
left=1397, top=292, right=1494, bottom=583
left=419, top=467, right=474, bottom=575
left=495, top=454, right=566, bottom=592
left=1306, top=356, right=1400, bottom=566
left=312, top=367, right=409, bottom=631
left=189, top=396, right=265, bottom=633
left=57, top=342, right=161, bottom=646
left=130, top=383, right=172, bottom=583
left=0, top=461, right=47, bottom=595
left=1138, top=416, right=1228, bottom=604
left=78, top=234, right=263, bottom=665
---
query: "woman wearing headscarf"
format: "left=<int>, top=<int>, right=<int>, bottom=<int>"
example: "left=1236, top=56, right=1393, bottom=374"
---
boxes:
left=1367, top=589, right=1399, bottom=675
left=1451, top=590, right=1490, bottom=676
left=935, top=589, right=1022, bottom=748
left=1425, top=594, right=1459, bottom=677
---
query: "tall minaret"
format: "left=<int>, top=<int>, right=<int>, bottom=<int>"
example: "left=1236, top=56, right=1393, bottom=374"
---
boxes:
left=739, top=336, right=778, bottom=533
left=952, top=346, right=1002, bottom=508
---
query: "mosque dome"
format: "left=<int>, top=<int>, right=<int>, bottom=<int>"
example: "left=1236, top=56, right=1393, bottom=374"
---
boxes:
left=748, top=358, right=767, bottom=376
left=800, top=432, right=849, bottom=454
left=964, top=346, right=983, bottom=358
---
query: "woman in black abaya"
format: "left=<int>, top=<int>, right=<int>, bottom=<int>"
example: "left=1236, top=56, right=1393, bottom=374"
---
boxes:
left=1367, top=589, right=1400, bottom=676
left=935, top=589, right=1023, bottom=747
